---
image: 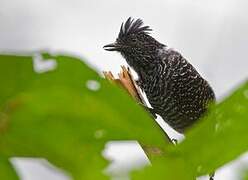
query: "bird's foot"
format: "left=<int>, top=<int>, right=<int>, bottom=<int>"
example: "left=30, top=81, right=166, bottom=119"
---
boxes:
left=209, top=172, right=215, bottom=180
left=171, top=139, right=178, bottom=145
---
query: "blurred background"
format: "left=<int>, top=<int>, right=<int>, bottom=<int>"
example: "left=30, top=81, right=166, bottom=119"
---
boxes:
left=1, top=0, right=248, bottom=179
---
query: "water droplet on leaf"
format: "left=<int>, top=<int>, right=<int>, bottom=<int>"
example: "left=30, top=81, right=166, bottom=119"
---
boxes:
left=86, top=80, right=101, bottom=91
left=94, top=129, right=106, bottom=139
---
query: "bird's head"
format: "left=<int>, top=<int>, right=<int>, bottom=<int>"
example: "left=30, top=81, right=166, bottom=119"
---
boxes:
left=104, top=17, right=165, bottom=67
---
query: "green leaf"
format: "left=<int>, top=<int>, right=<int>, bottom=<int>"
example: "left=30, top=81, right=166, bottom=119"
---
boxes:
left=0, top=156, right=19, bottom=180
left=174, top=81, right=248, bottom=176
left=242, top=169, right=248, bottom=180
left=0, top=53, right=169, bottom=179
left=132, top=155, right=194, bottom=180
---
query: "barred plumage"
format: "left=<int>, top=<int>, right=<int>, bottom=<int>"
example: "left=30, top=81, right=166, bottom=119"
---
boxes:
left=104, top=17, right=215, bottom=133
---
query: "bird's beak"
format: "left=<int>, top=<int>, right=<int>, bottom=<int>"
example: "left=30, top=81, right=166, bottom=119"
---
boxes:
left=103, top=42, right=122, bottom=51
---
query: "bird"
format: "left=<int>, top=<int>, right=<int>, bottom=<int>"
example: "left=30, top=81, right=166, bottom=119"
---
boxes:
left=103, top=17, right=215, bottom=133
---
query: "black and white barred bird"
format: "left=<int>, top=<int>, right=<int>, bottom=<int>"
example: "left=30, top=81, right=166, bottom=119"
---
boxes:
left=104, top=17, right=215, bottom=133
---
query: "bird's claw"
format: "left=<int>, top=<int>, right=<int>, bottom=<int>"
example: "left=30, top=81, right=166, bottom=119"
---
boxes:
left=209, top=172, right=215, bottom=180
left=171, top=139, right=178, bottom=145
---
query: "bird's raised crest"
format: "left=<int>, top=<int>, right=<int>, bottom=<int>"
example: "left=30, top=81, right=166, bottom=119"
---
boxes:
left=118, top=17, right=152, bottom=39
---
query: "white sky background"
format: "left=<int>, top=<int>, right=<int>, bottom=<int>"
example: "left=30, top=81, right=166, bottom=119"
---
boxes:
left=0, top=0, right=248, bottom=179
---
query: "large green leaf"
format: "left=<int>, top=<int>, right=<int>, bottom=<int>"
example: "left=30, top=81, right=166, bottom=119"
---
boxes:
left=0, top=53, right=169, bottom=179
left=0, top=156, right=19, bottom=180
left=132, top=155, right=194, bottom=180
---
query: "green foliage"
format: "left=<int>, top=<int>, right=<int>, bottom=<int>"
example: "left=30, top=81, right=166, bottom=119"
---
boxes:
left=0, top=52, right=247, bottom=179
left=0, top=156, right=18, bottom=180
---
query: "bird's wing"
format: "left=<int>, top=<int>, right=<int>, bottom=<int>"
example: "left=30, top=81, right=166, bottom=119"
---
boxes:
left=163, top=49, right=215, bottom=120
